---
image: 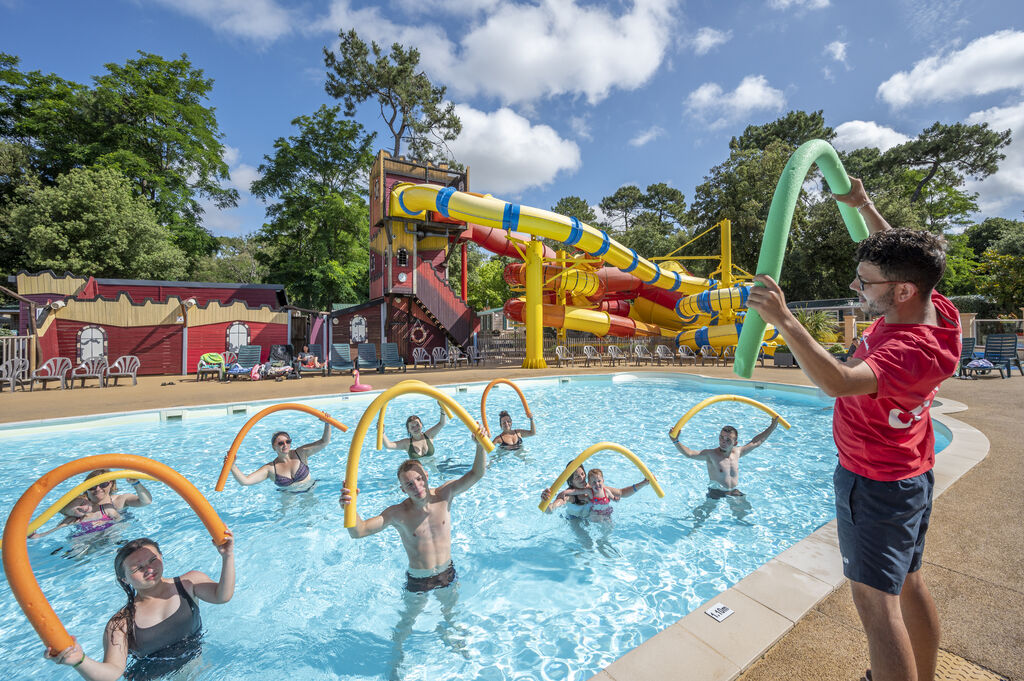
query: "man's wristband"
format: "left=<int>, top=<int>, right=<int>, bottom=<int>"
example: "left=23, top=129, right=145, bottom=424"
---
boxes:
left=856, top=199, right=873, bottom=213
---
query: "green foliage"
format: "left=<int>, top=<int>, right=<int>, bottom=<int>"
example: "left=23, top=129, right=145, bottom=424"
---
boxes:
left=191, top=235, right=268, bottom=284
left=598, top=185, right=645, bottom=231
left=794, top=309, right=839, bottom=343
left=598, top=182, right=687, bottom=259
left=880, top=121, right=1011, bottom=203
left=1, top=51, right=237, bottom=276
left=947, top=294, right=1000, bottom=317
left=446, top=243, right=513, bottom=310
left=978, top=250, right=1024, bottom=314
left=324, top=30, right=461, bottom=162
left=551, top=196, right=597, bottom=224
left=6, top=166, right=187, bottom=279
left=964, top=217, right=1024, bottom=255
left=935, top=233, right=982, bottom=297
left=729, top=110, right=834, bottom=152
left=252, top=105, right=375, bottom=309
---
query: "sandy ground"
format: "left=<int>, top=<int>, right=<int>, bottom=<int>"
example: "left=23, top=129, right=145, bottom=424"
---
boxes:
left=2, top=362, right=1020, bottom=680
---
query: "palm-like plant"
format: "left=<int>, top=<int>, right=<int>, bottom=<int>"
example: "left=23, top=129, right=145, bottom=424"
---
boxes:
left=795, top=309, right=839, bottom=343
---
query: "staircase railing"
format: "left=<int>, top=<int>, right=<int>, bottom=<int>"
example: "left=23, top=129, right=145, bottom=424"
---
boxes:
left=414, top=261, right=478, bottom=344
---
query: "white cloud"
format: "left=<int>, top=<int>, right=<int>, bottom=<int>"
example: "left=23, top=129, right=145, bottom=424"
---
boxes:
left=690, top=27, right=732, bottom=56
left=768, top=0, right=829, bottom=9
left=151, top=0, right=296, bottom=41
left=824, top=40, right=847, bottom=65
left=449, top=104, right=581, bottom=195
left=318, top=0, right=677, bottom=105
left=570, top=115, right=592, bottom=141
left=229, top=164, right=262, bottom=194
left=629, top=126, right=664, bottom=147
left=965, top=100, right=1024, bottom=214
left=877, top=30, right=1024, bottom=108
left=832, top=121, right=910, bottom=152
left=684, top=75, right=785, bottom=130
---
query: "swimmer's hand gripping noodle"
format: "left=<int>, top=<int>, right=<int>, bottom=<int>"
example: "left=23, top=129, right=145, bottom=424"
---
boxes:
left=669, top=395, right=790, bottom=440
left=344, top=380, right=494, bottom=528
left=480, top=378, right=532, bottom=436
left=374, top=380, right=455, bottom=450
left=538, top=442, right=664, bottom=513
left=2, top=454, right=229, bottom=652
left=733, top=140, right=870, bottom=378
left=0, top=470, right=157, bottom=549
left=217, top=403, right=349, bottom=492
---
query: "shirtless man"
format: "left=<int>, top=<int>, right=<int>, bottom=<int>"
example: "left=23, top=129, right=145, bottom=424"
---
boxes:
left=340, top=433, right=487, bottom=678
left=338, top=430, right=487, bottom=591
left=670, top=417, right=780, bottom=497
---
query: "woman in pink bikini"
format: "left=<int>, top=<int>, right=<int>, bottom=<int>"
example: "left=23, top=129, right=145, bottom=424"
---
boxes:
left=30, top=471, right=153, bottom=539
left=543, top=466, right=650, bottom=520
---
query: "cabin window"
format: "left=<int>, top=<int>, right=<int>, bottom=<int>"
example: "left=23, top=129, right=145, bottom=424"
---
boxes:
left=226, top=321, right=250, bottom=353
left=77, top=325, right=107, bottom=363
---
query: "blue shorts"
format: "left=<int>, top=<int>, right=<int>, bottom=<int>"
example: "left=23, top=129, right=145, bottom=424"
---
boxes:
left=833, top=464, right=934, bottom=595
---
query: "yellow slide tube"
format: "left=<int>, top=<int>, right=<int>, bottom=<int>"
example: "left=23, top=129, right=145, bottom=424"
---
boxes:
left=217, top=403, right=349, bottom=492
left=669, top=395, right=791, bottom=439
left=2, top=454, right=229, bottom=652
left=375, top=380, right=455, bottom=450
left=392, top=184, right=714, bottom=294
left=344, top=380, right=494, bottom=528
left=0, top=470, right=158, bottom=548
left=538, top=442, right=665, bottom=512
left=480, top=378, right=532, bottom=436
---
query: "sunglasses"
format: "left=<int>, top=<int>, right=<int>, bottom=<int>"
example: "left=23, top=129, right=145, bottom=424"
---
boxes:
left=88, top=481, right=111, bottom=492
left=275, top=438, right=292, bottom=446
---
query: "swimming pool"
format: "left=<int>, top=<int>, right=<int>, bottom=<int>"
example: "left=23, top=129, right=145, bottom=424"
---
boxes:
left=0, top=373, right=952, bottom=680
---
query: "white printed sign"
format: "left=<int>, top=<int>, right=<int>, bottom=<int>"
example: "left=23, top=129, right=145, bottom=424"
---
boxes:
left=705, top=602, right=734, bottom=622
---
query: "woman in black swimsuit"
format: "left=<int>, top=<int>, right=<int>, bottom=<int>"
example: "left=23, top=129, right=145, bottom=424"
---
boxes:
left=492, top=410, right=536, bottom=450
left=382, top=407, right=448, bottom=459
left=45, top=533, right=235, bottom=680
left=229, top=417, right=332, bottom=492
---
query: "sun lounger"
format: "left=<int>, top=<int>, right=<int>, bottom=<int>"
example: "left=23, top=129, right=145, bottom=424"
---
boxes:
left=357, top=343, right=383, bottom=373
left=330, top=344, right=355, bottom=374
left=226, top=345, right=262, bottom=380
left=381, top=342, right=407, bottom=372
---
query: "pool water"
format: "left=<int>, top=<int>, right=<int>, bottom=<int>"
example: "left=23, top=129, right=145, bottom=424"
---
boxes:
left=0, top=374, right=950, bottom=680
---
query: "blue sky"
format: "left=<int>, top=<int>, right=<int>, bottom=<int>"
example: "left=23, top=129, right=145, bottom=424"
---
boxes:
left=2, top=0, right=1023, bottom=238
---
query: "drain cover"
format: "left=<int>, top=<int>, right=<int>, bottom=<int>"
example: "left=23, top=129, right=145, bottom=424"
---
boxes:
left=937, top=649, right=1008, bottom=681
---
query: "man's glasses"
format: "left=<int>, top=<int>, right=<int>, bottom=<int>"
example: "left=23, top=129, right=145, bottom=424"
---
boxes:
left=856, top=273, right=902, bottom=290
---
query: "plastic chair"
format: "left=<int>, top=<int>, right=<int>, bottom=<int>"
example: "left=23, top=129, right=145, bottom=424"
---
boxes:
left=677, top=345, right=697, bottom=366
left=554, top=345, right=577, bottom=367
left=30, top=357, right=72, bottom=390
left=105, top=355, right=141, bottom=386
left=70, top=357, right=108, bottom=388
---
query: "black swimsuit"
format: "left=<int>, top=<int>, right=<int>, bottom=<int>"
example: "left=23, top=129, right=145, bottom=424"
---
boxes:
left=124, top=576, right=203, bottom=681
left=496, top=432, right=524, bottom=451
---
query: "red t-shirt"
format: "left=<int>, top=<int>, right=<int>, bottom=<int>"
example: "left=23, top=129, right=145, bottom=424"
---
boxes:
left=833, top=291, right=961, bottom=481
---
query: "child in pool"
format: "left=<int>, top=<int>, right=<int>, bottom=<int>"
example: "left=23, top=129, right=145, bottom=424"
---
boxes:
left=562, top=469, right=620, bottom=517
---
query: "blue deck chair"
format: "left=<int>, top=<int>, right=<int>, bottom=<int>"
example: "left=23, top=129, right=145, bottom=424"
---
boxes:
left=972, top=333, right=1023, bottom=379
left=956, top=338, right=976, bottom=378
left=380, top=342, right=407, bottom=372
left=330, top=344, right=355, bottom=374
left=226, top=345, right=262, bottom=380
left=358, top=343, right=383, bottom=373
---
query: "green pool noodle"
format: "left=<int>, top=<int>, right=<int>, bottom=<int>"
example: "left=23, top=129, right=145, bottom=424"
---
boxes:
left=733, top=140, right=870, bottom=378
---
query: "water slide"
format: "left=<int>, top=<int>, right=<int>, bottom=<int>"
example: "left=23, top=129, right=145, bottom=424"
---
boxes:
left=393, top=184, right=776, bottom=348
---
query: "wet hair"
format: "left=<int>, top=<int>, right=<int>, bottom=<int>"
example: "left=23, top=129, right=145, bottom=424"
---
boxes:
left=721, top=426, right=738, bottom=439
left=855, top=228, right=947, bottom=295
left=110, top=538, right=161, bottom=650
left=271, top=431, right=290, bottom=448
left=405, top=415, right=423, bottom=434
left=85, top=469, right=117, bottom=494
left=397, top=459, right=428, bottom=482
left=498, top=410, right=512, bottom=422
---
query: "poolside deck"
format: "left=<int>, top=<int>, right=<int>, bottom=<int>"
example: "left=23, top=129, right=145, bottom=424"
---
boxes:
left=1, top=363, right=1019, bottom=681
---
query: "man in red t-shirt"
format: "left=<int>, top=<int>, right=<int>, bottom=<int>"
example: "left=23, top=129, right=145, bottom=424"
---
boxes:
left=747, top=178, right=960, bottom=681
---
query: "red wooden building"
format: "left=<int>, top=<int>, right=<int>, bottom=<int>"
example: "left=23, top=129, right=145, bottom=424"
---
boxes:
left=10, top=271, right=290, bottom=375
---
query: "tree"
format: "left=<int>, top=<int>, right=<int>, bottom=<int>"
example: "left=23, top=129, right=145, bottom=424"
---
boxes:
left=599, top=185, right=645, bottom=233
left=5, top=166, right=186, bottom=279
left=937, top=233, right=983, bottom=297
left=191, top=235, right=268, bottom=284
left=881, top=121, right=1011, bottom=203
left=1, top=51, right=239, bottom=275
left=89, top=52, right=237, bottom=270
left=729, top=110, right=834, bottom=152
left=551, top=196, right=597, bottom=224
left=964, top=217, right=1024, bottom=256
left=251, top=105, right=375, bottom=309
left=978, top=250, right=1024, bottom=313
left=324, top=30, right=461, bottom=161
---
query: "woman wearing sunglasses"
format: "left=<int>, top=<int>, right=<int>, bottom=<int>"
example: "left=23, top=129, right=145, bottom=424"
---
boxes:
left=73, top=470, right=153, bottom=535
left=228, top=417, right=332, bottom=493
